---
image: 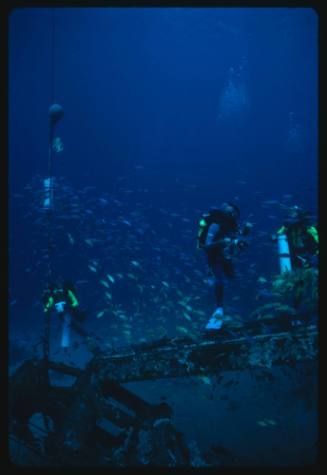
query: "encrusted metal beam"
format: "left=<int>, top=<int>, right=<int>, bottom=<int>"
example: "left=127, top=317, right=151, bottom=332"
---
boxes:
left=93, top=325, right=318, bottom=383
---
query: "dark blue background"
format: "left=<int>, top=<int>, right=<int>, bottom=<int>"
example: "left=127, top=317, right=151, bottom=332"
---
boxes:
left=8, top=7, right=318, bottom=466
left=9, top=7, right=318, bottom=324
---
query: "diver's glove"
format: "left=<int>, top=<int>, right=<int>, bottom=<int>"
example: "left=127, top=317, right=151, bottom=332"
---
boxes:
left=241, top=222, right=253, bottom=236
left=55, top=301, right=66, bottom=313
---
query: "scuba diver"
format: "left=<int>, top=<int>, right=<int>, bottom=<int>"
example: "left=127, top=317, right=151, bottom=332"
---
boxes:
left=43, top=281, right=81, bottom=317
left=273, top=205, right=318, bottom=272
left=197, top=202, right=253, bottom=330
left=43, top=281, right=87, bottom=348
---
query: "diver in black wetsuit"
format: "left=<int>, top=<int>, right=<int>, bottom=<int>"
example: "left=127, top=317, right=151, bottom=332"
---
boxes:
left=43, top=281, right=88, bottom=348
left=273, top=205, right=318, bottom=270
left=197, top=202, right=252, bottom=330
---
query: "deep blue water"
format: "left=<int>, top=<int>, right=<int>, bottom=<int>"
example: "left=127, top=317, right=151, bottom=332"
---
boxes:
left=8, top=7, right=318, bottom=466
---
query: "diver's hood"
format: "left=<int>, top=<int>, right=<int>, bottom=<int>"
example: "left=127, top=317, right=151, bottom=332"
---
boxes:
left=209, top=207, right=238, bottom=230
left=285, top=211, right=313, bottom=226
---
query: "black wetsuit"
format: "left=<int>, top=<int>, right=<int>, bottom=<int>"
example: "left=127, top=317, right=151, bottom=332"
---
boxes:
left=204, top=211, right=239, bottom=307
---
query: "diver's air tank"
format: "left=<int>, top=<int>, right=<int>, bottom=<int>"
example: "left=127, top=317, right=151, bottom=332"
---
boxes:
left=43, top=177, right=54, bottom=210
left=43, top=104, right=64, bottom=211
left=277, top=233, right=292, bottom=273
left=61, top=314, right=72, bottom=348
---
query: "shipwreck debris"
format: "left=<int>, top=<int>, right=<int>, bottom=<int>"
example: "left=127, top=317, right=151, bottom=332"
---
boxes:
left=9, top=319, right=317, bottom=466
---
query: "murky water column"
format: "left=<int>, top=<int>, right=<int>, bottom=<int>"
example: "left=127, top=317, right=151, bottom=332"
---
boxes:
left=216, top=56, right=250, bottom=125
left=286, top=111, right=303, bottom=154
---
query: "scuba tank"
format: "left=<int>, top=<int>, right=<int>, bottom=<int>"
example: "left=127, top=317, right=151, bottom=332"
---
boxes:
left=277, top=233, right=292, bottom=273
left=61, top=314, right=72, bottom=348
left=43, top=177, right=54, bottom=210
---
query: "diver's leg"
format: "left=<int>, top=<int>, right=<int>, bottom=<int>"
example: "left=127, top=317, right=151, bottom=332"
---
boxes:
left=205, top=260, right=224, bottom=330
left=222, top=257, right=235, bottom=279
left=212, top=260, right=224, bottom=307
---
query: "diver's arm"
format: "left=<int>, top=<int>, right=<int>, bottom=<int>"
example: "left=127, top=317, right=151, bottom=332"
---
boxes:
left=306, top=226, right=319, bottom=254
left=44, top=296, right=54, bottom=313
left=67, top=289, right=79, bottom=308
left=272, top=225, right=287, bottom=242
left=202, top=223, right=231, bottom=250
left=205, top=223, right=220, bottom=245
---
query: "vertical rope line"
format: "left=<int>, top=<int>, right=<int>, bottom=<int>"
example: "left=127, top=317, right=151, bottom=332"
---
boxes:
left=50, top=7, right=55, bottom=105
left=43, top=7, right=56, bottom=373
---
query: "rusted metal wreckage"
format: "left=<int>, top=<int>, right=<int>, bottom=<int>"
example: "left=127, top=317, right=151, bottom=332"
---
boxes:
left=9, top=319, right=318, bottom=466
